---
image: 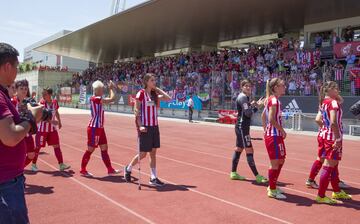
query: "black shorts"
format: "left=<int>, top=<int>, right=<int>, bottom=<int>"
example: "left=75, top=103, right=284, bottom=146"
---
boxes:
left=235, top=126, right=252, bottom=148
left=139, top=126, right=160, bottom=152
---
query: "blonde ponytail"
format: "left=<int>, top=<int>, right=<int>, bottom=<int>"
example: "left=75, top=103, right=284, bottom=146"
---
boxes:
left=319, top=84, right=326, bottom=106
left=265, top=78, right=283, bottom=100
left=265, top=80, right=271, bottom=99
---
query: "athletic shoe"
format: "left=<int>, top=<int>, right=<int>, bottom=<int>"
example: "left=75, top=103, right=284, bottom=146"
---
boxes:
left=267, top=189, right=287, bottom=199
left=338, top=181, right=351, bottom=189
left=332, top=190, right=352, bottom=200
left=256, top=175, right=268, bottom=184
left=149, top=178, right=165, bottom=187
left=59, top=163, right=71, bottom=171
left=80, top=170, right=93, bottom=177
left=108, top=169, right=121, bottom=176
left=316, top=196, right=337, bottom=204
left=230, top=172, right=246, bottom=180
left=277, top=186, right=285, bottom=194
left=305, top=179, right=319, bottom=189
left=267, top=186, right=285, bottom=194
left=31, top=164, right=38, bottom=172
left=124, top=166, right=131, bottom=182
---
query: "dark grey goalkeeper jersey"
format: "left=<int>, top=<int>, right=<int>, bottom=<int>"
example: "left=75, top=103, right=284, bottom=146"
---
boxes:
left=235, top=92, right=258, bottom=129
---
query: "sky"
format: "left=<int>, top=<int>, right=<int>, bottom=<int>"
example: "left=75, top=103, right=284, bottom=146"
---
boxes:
left=0, top=0, right=147, bottom=62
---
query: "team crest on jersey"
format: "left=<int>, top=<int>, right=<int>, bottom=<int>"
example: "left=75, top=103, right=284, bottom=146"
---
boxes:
left=331, top=100, right=339, bottom=109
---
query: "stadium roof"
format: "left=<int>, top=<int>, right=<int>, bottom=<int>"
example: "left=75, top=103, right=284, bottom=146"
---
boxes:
left=35, top=0, right=360, bottom=63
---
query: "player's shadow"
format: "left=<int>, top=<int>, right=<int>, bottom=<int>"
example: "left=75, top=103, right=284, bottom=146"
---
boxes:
left=335, top=200, right=360, bottom=210
left=24, top=169, right=75, bottom=178
left=25, top=184, right=54, bottom=195
left=138, top=182, right=197, bottom=192
left=343, top=186, right=360, bottom=196
left=248, top=180, right=293, bottom=187
left=90, top=175, right=126, bottom=184
left=282, top=192, right=315, bottom=207
left=283, top=191, right=360, bottom=210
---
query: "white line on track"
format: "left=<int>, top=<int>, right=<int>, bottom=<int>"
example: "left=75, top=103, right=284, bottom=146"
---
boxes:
left=64, top=119, right=360, bottom=172
left=60, top=142, right=294, bottom=224
left=64, top=141, right=360, bottom=211
left=38, top=158, right=156, bottom=224
left=61, top=125, right=360, bottom=187
left=59, top=107, right=360, bottom=141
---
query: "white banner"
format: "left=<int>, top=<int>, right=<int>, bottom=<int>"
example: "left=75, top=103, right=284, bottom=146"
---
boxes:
left=79, top=85, right=87, bottom=105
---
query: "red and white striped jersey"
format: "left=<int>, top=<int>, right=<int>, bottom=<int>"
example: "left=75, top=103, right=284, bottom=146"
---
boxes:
left=334, top=69, right=343, bottom=81
left=265, top=96, right=283, bottom=137
left=37, top=99, right=59, bottom=133
left=11, top=97, right=19, bottom=111
left=318, top=126, right=325, bottom=139
left=136, top=89, right=158, bottom=127
left=320, top=98, right=343, bottom=141
left=316, top=108, right=326, bottom=139
left=88, top=96, right=104, bottom=128
left=302, top=51, right=313, bottom=64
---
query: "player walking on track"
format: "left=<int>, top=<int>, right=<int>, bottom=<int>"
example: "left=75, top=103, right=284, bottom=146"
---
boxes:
left=12, top=80, right=36, bottom=168
left=80, top=80, right=120, bottom=177
left=32, top=88, right=70, bottom=172
left=124, top=73, right=171, bottom=187
left=230, top=79, right=268, bottom=184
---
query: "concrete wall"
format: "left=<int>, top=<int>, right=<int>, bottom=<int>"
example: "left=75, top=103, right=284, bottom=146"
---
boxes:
left=62, top=56, right=89, bottom=72
left=15, top=71, right=39, bottom=97
left=16, top=70, right=73, bottom=101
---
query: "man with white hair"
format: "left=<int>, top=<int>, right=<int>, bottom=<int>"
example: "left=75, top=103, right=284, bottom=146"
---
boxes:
left=80, top=80, right=120, bottom=177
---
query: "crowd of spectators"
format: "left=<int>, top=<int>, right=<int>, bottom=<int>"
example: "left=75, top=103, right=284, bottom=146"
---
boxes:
left=70, top=38, right=359, bottom=100
left=18, top=63, right=69, bottom=73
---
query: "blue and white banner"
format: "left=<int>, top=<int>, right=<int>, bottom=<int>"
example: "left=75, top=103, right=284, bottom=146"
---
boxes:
left=160, top=95, right=203, bottom=110
left=79, top=85, right=87, bottom=105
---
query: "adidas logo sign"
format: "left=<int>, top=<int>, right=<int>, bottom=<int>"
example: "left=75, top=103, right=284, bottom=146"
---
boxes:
left=283, top=99, right=302, bottom=114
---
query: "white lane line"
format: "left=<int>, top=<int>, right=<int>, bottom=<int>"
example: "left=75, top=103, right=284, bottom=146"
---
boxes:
left=59, top=107, right=360, bottom=141
left=106, top=144, right=360, bottom=209
left=60, top=128, right=360, bottom=188
left=38, top=158, right=156, bottom=224
left=61, top=143, right=293, bottom=224
left=64, top=120, right=360, bottom=172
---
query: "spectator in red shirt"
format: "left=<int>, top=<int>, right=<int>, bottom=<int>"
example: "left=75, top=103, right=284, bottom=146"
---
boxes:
left=0, top=43, right=43, bottom=224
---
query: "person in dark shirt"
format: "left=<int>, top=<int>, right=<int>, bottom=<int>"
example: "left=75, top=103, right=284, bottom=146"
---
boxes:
left=0, top=43, right=43, bottom=224
left=230, top=79, right=268, bottom=184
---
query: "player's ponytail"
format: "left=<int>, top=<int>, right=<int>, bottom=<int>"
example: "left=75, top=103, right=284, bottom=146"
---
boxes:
left=321, top=81, right=338, bottom=100
left=265, top=80, right=271, bottom=99
left=265, top=78, right=282, bottom=99
left=319, top=82, right=327, bottom=106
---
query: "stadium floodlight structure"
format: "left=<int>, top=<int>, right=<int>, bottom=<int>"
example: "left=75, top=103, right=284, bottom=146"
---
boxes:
left=110, top=0, right=126, bottom=15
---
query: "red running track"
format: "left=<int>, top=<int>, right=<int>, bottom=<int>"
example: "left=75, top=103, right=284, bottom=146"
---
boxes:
left=25, top=114, right=360, bottom=224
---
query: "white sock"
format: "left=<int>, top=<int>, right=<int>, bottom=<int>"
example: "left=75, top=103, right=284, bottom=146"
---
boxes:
left=150, top=168, right=157, bottom=179
left=127, top=165, right=132, bottom=172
